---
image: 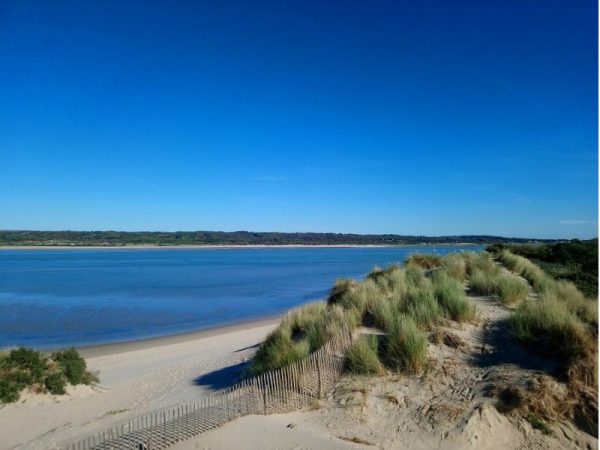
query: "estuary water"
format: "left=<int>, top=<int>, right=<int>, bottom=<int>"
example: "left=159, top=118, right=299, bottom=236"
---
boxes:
left=0, top=245, right=482, bottom=348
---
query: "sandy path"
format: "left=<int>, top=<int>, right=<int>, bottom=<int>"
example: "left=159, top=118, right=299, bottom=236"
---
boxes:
left=0, top=320, right=277, bottom=450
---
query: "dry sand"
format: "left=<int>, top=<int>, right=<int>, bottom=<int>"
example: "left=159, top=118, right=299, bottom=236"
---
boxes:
left=0, top=319, right=278, bottom=450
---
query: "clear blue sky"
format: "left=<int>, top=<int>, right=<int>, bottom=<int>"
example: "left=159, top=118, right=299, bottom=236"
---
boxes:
left=1, top=1, right=597, bottom=239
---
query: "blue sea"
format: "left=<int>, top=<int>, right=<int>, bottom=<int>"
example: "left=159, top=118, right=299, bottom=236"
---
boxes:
left=0, top=245, right=482, bottom=349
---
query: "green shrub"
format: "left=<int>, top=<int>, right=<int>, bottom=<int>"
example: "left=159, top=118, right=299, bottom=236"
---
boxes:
left=0, top=379, right=20, bottom=403
left=346, top=335, right=384, bottom=375
left=0, top=347, right=96, bottom=404
left=7, top=348, right=48, bottom=383
left=44, top=372, right=67, bottom=395
left=52, top=348, right=90, bottom=385
left=527, top=413, right=552, bottom=435
left=384, top=315, right=427, bottom=372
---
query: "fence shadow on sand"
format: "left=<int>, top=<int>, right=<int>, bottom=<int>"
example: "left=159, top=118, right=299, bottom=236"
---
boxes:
left=64, top=330, right=353, bottom=450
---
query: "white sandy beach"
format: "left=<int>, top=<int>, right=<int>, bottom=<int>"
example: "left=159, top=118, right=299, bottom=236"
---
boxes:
left=0, top=319, right=278, bottom=450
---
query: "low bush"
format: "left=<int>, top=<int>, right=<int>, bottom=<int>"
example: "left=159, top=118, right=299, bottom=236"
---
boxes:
left=0, top=379, right=20, bottom=403
left=0, top=347, right=96, bottom=404
left=52, top=347, right=97, bottom=385
left=44, top=372, right=67, bottom=395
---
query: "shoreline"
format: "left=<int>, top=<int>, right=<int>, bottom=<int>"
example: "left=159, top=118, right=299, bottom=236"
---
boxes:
left=0, top=243, right=482, bottom=250
left=77, top=315, right=282, bottom=358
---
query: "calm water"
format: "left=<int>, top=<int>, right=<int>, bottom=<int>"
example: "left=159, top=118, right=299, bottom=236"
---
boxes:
left=0, top=246, right=482, bottom=348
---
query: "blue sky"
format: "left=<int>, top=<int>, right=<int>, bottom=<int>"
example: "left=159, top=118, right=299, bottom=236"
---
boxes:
left=0, top=1, right=597, bottom=238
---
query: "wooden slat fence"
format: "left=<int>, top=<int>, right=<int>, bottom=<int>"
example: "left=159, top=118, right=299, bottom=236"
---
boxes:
left=63, top=330, right=353, bottom=450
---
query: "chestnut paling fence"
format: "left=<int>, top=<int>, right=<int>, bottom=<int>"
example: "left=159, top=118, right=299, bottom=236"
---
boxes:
left=64, top=330, right=353, bottom=450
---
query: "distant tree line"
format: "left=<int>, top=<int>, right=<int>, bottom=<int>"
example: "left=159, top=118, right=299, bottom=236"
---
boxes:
left=0, top=230, right=559, bottom=247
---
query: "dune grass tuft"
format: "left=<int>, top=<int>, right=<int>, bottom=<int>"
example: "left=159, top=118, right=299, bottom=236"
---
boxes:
left=345, top=335, right=384, bottom=375
left=384, top=315, right=428, bottom=373
left=441, top=254, right=468, bottom=281
left=509, top=296, right=589, bottom=359
left=469, top=269, right=529, bottom=305
left=252, top=302, right=358, bottom=374
left=432, top=271, right=476, bottom=322
left=406, top=253, right=442, bottom=270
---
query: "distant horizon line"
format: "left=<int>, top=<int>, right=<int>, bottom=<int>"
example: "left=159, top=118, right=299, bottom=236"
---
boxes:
left=1, top=229, right=595, bottom=242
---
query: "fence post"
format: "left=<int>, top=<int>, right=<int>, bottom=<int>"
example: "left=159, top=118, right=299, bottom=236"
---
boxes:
left=316, top=355, right=323, bottom=399
left=262, top=376, right=268, bottom=415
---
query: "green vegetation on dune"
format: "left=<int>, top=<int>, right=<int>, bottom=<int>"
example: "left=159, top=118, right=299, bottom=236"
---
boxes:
left=346, top=335, right=384, bottom=375
left=252, top=252, right=480, bottom=376
left=251, top=303, right=359, bottom=374
left=488, top=240, right=598, bottom=298
left=469, top=269, right=529, bottom=305
left=0, top=347, right=97, bottom=404
left=252, top=248, right=597, bottom=433
left=493, top=248, right=598, bottom=434
left=496, top=250, right=597, bottom=327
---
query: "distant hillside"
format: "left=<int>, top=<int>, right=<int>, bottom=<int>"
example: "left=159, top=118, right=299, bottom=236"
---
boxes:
left=0, top=230, right=558, bottom=247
